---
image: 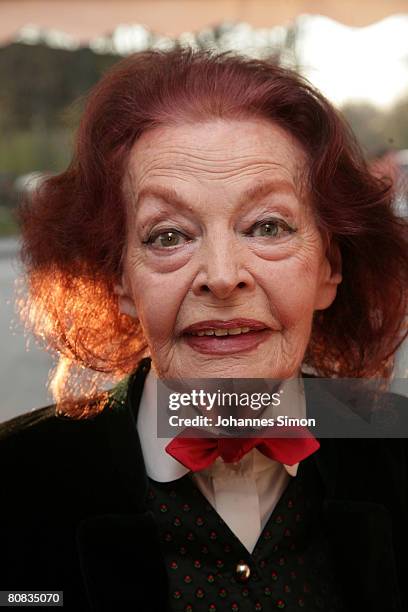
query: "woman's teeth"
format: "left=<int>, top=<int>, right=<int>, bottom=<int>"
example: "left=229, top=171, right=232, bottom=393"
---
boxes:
left=190, top=327, right=251, bottom=337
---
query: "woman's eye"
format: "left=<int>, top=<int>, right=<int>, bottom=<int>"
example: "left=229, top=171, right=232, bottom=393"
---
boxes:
left=143, top=219, right=295, bottom=248
left=145, top=230, right=188, bottom=248
left=249, top=219, right=295, bottom=238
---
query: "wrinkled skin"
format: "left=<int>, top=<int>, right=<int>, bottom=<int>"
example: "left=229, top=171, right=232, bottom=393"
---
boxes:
left=116, top=118, right=342, bottom=380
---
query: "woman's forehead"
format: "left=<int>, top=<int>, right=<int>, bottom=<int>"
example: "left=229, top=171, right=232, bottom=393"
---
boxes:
left=125, top=118, right=307, bottom=203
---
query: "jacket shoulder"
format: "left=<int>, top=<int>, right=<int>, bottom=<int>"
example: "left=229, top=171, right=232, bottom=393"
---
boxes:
left=0, top=379, right=132, bottom=516
left=0, top=372, right=132, bottom=446
left=0, top=394, right=108, bottom=448
left=0, top=404, right=60, bottom=442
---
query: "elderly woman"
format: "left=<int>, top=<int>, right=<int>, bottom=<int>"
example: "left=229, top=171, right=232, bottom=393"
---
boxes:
left=1, top=48, right=407, bottom=612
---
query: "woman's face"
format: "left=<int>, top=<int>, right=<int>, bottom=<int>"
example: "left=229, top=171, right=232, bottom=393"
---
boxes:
left=118, top=118, right=341, bottom=379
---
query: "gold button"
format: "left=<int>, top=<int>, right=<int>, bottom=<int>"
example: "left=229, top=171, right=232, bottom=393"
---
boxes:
left=235, top=562, right=251, bottom=582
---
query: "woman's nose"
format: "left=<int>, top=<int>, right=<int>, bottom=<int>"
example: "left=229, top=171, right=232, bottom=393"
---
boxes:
left=192, top=236, right=255, bottom=299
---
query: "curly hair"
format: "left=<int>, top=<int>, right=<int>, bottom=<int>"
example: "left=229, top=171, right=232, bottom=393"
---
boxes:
left=17, top=47, right=408, bottom=417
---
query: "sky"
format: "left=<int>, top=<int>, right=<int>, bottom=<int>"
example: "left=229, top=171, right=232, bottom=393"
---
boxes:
left=298, top=14, right=408, bottom=109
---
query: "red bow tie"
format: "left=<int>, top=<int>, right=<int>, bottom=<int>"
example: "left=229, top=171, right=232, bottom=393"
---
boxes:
left=165, top=427, right=320, bottom=472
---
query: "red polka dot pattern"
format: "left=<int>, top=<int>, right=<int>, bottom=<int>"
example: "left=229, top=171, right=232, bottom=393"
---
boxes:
left=145, top=462, right=346, bottom=610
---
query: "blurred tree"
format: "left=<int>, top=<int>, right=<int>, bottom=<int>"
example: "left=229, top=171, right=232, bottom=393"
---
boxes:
left=341, top=98, right=408, bottom=157
left=341, top=101, right=389, bottom=155
left=0, top=43, right=118, bottom=131
left=0, top=43, right=119, bottom=182
left=386, top=96, right=408, bottom=150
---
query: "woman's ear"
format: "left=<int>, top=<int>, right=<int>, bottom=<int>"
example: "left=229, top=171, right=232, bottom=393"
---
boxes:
left=314, top=239, right=343, bottom=310
left=114, top=275, right=138, bottom=318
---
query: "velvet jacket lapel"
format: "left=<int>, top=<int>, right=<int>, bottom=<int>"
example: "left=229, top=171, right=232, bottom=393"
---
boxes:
left=75, top=358, right=170, bottom=612
left=76, top=359, right=406, bottom=612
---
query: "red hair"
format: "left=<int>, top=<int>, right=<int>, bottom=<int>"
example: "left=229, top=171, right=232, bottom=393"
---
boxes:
left=17, top=48, right=408, bottom=416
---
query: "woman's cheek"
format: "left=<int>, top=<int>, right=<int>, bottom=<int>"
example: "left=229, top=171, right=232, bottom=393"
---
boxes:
left=260, top=256, right=319, bottom=328
left=132, top=270, right=191, bottom=342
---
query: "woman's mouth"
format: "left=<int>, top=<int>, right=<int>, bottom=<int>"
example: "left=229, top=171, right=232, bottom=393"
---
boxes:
left=190, top=326, right=252, bottom=336
left=181, top=319, right=273, bottom=355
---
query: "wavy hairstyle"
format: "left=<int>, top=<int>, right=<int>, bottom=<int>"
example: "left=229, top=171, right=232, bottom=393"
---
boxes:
left=17, top=47, right=408, bottom=417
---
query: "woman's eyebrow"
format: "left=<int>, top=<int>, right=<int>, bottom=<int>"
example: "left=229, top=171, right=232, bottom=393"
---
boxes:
left=136, top=179, right=297, bottom=211
left=136, top=185, right=193, bottom=211
left=238, top=179, right=298, bottom=209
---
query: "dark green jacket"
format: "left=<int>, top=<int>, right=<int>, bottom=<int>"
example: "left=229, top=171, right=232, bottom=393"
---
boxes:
left=0, top=357, right=407, bottom=611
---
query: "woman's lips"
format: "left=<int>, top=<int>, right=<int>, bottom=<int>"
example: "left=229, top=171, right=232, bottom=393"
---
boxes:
left=182, top=328, right=273, bottom=355
left=182, top=318, right=268, bottom=333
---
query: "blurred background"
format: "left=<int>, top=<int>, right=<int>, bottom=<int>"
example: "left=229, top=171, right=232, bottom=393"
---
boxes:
left=1, top=0, right=408, bottom=421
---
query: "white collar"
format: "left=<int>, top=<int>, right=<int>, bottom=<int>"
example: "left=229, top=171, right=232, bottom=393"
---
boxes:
left=136, top=368, right=307, bottom=482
